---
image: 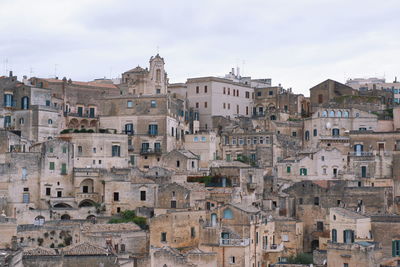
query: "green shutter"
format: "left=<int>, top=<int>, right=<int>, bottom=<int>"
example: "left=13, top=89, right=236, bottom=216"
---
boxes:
left=287, top=166, right=291, bottom=173
left=393, top=240, right=396, bottom=257
left=49, top=162, right=55, bottom=170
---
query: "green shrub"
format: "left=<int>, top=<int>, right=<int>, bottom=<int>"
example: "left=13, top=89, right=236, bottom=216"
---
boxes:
left=288, top=253, right=313, bottom=264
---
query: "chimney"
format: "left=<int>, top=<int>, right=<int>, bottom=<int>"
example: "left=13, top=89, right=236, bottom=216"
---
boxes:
left=231, top=68, right=235, bottom=76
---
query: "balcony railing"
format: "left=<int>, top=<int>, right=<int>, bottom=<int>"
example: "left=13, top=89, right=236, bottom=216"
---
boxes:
left=220, top=238, right=250, bottom=247
left=348, top=152, right=374, bottom=157
left=76, top=192, right=99, bottom=202
left=140, top=148, right=162, bottom=155
left=64, top=112, right=98, bottom=119
left=128, top=145, right=134, bottom=151
left=263, top=243, right=284, bottom=252
left=248, top=183, right=257, bottom=190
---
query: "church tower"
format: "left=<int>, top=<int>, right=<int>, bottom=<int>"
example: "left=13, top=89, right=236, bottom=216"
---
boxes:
left=147, top=54, right=168, bottom=95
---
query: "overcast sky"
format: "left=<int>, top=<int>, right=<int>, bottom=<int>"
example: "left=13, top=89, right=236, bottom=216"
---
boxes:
left=1, top=0, right=399, bottom=95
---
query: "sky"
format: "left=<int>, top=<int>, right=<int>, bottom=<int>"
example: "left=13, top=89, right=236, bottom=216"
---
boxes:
left=0, top=0, right=399, bottom=96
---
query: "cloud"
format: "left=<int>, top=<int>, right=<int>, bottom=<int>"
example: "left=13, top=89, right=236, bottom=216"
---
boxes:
left=0, top=0, right=399, bottom=95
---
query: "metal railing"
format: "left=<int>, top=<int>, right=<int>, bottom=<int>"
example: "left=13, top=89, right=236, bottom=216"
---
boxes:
left=348, top=152, right=374, bottom=157
left=219, top=238, right=250, bottom=246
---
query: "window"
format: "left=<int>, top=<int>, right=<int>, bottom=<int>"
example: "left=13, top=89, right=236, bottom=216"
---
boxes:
left=62, top=147, right=67, bottom=153
left=282, top=234, right=289, bottom=241
left=223, top=208, right=233, bottom=219
left=46, top=188, right=51, bottom=196
left=300, top=168, right=307, bottom=176
left=305, top=131, right=310, bottom=141
left=78, top=146, right=83, bottom=155
left=201, top=136, right=206, bottom=142
left=229, top=256, right=236, bottom=264
left=313, top=129, right=317, bottom=136
left=82, top=186, right=89, bottom=193
left=393, top=240, right=400, bottom=256
left=23, top=193, right=30, bottom=203
left=127, top=101, right=133, bottom=108
left=49, top=162, right=55, bottom=170
left=318, top=94, right=323, bottom=104
left=21, top=96, right=29, bottom=109
left=57, top=191, right=62, bottom=198
left=287, top=166, right=291, bottom=173
left=77, top=106, right=83, bottom=116
left=204, top=86, right=207, bottom=93
left=148, top=124, right=158, bottom=135
left=196, top=86, right=199, bottom=94
left=292, top=131, right=297, bottom=137
left=343, top=264, right=349, bottom=267
left=19, top=118, right=24, bottom=125
left=245, top=91, right=250, bottom=98
left=323, top=168, right=327, bottom=174
left=257, top=91, right=262, bottom=97
left=322, top=110, right=327, bottom=117
left=49, top=147, right=53, bottom=153
left=204, top=102, right=207, bottom=108
left=223, top=87, right=226, bottom=94
left=337, top=111, right=342, bottom=117
left=112, top=145, right=120, bottom=157
left=130, top=155, right=135, bottom=165
left=228, top=88, right=230, bottom=95
left=120, top=244, right=126, bottom=252
left=246, top=106, right=249, bottom=115
left=89, top=107, right=95, bottom=118
left=161, top=232, right=167, bottom=242
left=156, top=69, right=161, bottom=82
left=361, top=166, right=367, bottom=178
left=227, top=103, right=230, bottom=109
left=195, top=102, right=199, bottom=108
left=61, top=163, right=67, bottom=175
left=113, top=192, right=120, bottom=201
left=314, top=197, right=320, bottom=206
left=343, top=111, right=349, bottom=117
left=269, top=90, right=273, bottom=96
left=191, top=227, right=195, bottom=238
left=344, top=230, right=354, bottom=244
left=176, top=160, right=180, bottom=168
left=332, top=229, right=337, bottom=243
left=332, top=128, right=340, bottom=136
left=4, top=93, right=13, bottom=107
left=156, top=88, right=161, bottom=94
left=154, top=142, right=161, bottom=152
left=193, top=136, right=199, bottom=142
left=317, top=221, right=324, bottom=231
left=329, top=110, right=335, bottom=117
left=125, top=123, right=134, bottom=135
left=150, top=100, right=157, bottom=108
left=171, top=200, right=177, bottom=208
left=140, top=190, right=146, bottom=201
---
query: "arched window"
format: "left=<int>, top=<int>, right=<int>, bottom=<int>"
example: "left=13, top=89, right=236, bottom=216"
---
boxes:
left=156, top=69, right=161, bottom=82
left=329, top=110, right=335, bottom=117
left=305, top=131, right=310, bottom=141
left=21, top=96, right=29, bottom=110
left=19, top=118, right=24, bottom=125
left=313, top=129, right=318, bottom=137
left=223, top=208, right=233, bottom=219
left=322, top=111, right=328, bottom=117
left=332, top=128, right=340, bottom=136
left=332, top=229, right=337, bottom=243
left=194, top=136, right=199, bottom=142
left=300, top=168, right=307, bottom=176
left=270, top=115, right=276, bottom=121
left=343, top=111, right=349, bottom=117
left=48, top=119, right=53, bottom=125
left=337, top=111, right=342, bottom=117
left=211, top=213, right=217, bottom=227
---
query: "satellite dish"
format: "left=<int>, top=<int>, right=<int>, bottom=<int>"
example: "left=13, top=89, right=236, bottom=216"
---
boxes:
left=326, top=122, right=332, bottom=129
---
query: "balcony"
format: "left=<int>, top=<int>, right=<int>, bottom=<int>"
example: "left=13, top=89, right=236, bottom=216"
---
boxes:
left=348, top=152, right=374, bottom=157
left=319, top=135, right=349, bottom=142
left=128, top=145, right=134, bottom=151
left=263, top=243, right=284, bottom=252
left=140, top=148, right=162, bottom=155
left=247, top=183, right=257, bottom=190
left=220, top=238, right=250, bottom=247
left=64, top=112, right=98, bottom=119
left=76, top=192, right=99, bottom=203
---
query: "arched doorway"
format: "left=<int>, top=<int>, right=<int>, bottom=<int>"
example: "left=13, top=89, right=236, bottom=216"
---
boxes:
left=53, top=203, right=73, bottom=209
left=34, top=215, right=45, bottom=226
left=80, top=179, right=94, bottom=193
left=61, top=214, right=71, bottom=220
left=311, top=240, right=319, bottom=251
left=78, top=199, right=95, bottom=208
